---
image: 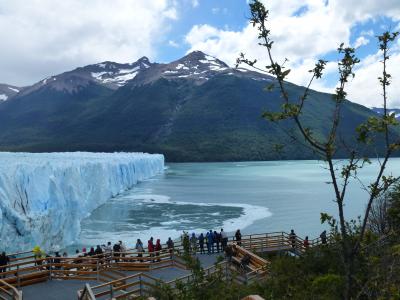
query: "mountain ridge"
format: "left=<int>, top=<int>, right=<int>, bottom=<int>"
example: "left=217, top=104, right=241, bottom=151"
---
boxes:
left=0, top=51, right=396, bottom=162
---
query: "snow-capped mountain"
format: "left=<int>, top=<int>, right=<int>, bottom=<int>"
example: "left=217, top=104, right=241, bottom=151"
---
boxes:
left=0, top=83, right=21, bottom=101
left=2, top=51, right=271, bottom=101
left=131, top=51, right=272, bottom=86
left=371, top=107, right=400, bottom=120
left=85, top=57, right=152, bottom=88
left=0, top=51, right=393, bottom=162
left=15, top=56, right=153, bottom=97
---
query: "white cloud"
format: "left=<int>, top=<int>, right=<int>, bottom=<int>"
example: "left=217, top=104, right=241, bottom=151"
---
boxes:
left=168, top=40, right=180, bottom=48
left=360, top=30, right=374, bottom=37
left=0, top=0, right=179, bottom=86
left=347, top=50, right=400, bottom=108
left=354, top=36, right=370, bottom=48
left=163, top=7, right=178, bottom=20
left=191, top=0, right=199, bottom=8
left=184, top=0, right=400, bottom=108
left=212, top=8, right=220, bottom=14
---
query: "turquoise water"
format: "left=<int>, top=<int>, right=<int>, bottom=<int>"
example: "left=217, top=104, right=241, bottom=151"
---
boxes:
left=79, top=159, right=400, bottom=247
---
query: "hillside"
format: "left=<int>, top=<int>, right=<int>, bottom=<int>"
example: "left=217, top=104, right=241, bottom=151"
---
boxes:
left=0, top=51, right=391, bottom=161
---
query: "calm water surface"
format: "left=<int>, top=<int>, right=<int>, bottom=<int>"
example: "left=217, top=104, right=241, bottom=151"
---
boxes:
left=79, top=159, right=400, bottom=246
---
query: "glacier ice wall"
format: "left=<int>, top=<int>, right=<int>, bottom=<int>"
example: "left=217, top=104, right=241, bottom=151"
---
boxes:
left=0, top=152, right=164, bottom=252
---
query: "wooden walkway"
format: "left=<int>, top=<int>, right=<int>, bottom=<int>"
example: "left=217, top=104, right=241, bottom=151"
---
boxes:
left=0, top=231, right=320, bottom=300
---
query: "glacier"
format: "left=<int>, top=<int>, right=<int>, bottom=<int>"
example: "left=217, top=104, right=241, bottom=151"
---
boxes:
left=0, top=152, right=164, bottom=252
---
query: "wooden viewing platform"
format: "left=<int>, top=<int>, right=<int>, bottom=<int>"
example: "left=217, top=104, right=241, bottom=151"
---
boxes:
left=0, top=231, right=322, bottom=300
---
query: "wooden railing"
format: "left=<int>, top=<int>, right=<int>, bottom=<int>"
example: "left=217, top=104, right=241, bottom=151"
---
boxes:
left=79, top=261, right=230, bottom=299
left=78, top=283, right=96, bottom=300
left=0, top=279, right=22, bottom=300
left=232, top=231, right=321, bottom=255
left=0, top=231, right=321, bottom=290
left=0, top=249, right=180, bottom=289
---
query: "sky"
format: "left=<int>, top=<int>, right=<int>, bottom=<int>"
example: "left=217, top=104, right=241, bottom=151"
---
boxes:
left=0, top=0, right=399, bottom=108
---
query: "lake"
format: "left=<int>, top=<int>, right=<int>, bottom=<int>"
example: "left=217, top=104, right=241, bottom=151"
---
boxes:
left=78, top=158, right=400, bottom=247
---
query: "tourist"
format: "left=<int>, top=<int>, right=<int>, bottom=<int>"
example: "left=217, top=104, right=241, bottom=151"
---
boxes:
left=53, top=251, right=61, bottom=270
left=62, top=252, right=68, bottom=258
left=207, top=230, right=214, bottom=254
left=33, top=245, right=42, bottom=266
left=320, top=230, right=327, bottom=245
left=190, top=233, right=197, bottom=254
left=88, top=247, right=96, bottom=256
left=198, top=233, right=205, bottom=254
left=303, top=236, right=310, bottom=249
left=289, top=229, right=297, bottom=249
left=167, top=237, right=174, bottom=258
left=135, top=239, right=144, bottom=262
left=205, top=232, right=211, bottom=254
left=113, top=243, right=121, bottom=262
left=119, top=241, right=126, bottom=259
left=235, top=229, right=242, bottom=246
left=155, top=239, right=162, bottom=261
left=0, top=252, right=10, bottom=278
left=182, top=232, right=190, bottom=254
left=82, top=247, right=87, bottom=257
left=211, top=230, right=217, bottom=253
left=221, top=228, right=228, bottom=251
left=214, top=231, right=220, bottom=253
left=148, top=237, right=155, bottom=261
left=75, top=250, right=83, bottom=264
left=95, top=245, right=103, bottom=256
left=105, top=242, right=112, bottom=253
left=104, top=242, right=112, bottom=264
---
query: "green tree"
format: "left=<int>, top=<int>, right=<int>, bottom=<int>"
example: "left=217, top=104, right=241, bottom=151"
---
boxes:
left=237, top=1, right=399, bottom=298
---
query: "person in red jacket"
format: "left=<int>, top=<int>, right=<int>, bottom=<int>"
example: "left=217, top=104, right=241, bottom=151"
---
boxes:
left=148, top=237, right=155, bottom=262
left=303, top=236, right=310, bottom=249
left=155, top=239, right=162, bottom=262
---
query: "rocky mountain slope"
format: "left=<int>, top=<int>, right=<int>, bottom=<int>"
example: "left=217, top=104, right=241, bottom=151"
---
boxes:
left=0, top=51, right=393, bottom=161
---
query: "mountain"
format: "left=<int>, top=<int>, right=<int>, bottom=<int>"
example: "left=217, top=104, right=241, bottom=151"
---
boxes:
left=371, top=107, right=400, bottom=120
left=0, top=51, right=394, bottom=161
left=0, top=84, right=21, bottom=101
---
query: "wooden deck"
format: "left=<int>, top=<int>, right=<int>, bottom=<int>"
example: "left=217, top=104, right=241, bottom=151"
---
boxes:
left=0, top=231, right=321, bottom=300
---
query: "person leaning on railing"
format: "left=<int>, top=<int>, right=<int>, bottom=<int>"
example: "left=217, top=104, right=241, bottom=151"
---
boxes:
left=32, top=245, right=42, bottom=266
left=135, top=239, right=144, bottom=262
left=155, top=239, right=162, bottom=262
left=320, top=230, right=327, bottom=245
left=303, top=236, right=310, bottom=249
left=0, top=252, right=10, bottom=278
left=166, top=237, right=174, bottom=258
left=221, top=228, right=228, bottom=251
left=235, top=229, right=242, bottom=246
left=289, top=229, right=297, bottom=249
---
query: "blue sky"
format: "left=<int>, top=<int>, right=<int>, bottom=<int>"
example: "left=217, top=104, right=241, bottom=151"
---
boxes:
left=160, top=2, right=397, bottom=65
left=157, top=0, right=250, bottom=62
left=0, top=0, right=399, bottom=107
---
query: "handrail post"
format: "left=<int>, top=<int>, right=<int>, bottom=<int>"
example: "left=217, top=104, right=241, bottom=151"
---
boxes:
left=250, top=235, right=252, bottom=250
left=16, top=265, right=20, bottom=289
left=96, top=260, right=99, bottom=281
left=110, top=284, right=114, bottom=298
left=49, top=258, right=52, bottom=281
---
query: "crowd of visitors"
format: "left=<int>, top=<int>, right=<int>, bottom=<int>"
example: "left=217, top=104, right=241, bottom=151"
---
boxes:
left=179, top=228, right=241, bottom=255
left=0, top=228, right=329, bottom=276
